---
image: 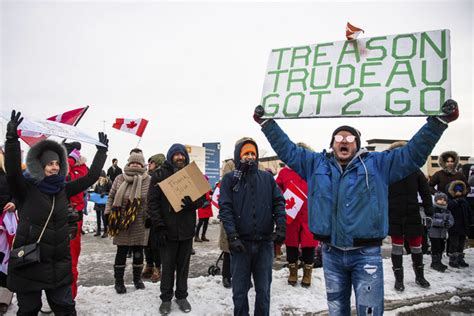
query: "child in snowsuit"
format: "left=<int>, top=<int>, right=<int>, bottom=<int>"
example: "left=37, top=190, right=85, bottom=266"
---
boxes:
left=428, top=192, right=454, bottom=272
left=446, top=180, right=473, bottom=268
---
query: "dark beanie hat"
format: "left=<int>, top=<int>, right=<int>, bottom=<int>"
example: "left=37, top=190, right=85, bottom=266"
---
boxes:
left=64, top=141, right=81, bottom=155
left=330, top=125, right=361, bottom=150
left=39, top=150, right=60, bottom=168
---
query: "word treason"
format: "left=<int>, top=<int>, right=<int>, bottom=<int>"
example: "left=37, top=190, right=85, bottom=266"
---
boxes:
left=261, top=29, right=451, bottom=118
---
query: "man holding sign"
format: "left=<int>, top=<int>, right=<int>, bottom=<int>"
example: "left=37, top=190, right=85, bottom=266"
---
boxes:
left=147, top=144, right=205, bottom=315
left=254, top=99, right=458, bottom=315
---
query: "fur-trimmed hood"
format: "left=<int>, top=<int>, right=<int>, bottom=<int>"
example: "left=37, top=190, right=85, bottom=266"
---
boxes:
left=26, top=140, right=68, bottom=181
left=447, top=180, right=468, bottom=197
left=439, top=151, right=459, bottom=174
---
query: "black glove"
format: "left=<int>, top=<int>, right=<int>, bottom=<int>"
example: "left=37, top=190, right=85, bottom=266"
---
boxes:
left=100, top=193, right=105, bottom=198
left=155, top=227, right=168, bottom=247
left=228, top=237, right=246, bottom=253
left=181, top=195, right=196, bottom=211
left=253, top=105, right=266, bottom=125
left=272, top=227, right=286, bottom=244
left=96, top=132, right=109, bottom=151
left=443, top=220, right=450, bottom=228
left=436, top=99, right=459, bottom=124
left=6, top=110, right=23, bottom=141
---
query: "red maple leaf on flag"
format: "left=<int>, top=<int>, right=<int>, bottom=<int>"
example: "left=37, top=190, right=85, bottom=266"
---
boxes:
left=285, top=197, right=296, bottom=210
left=126, top=121, right=137, bottom=129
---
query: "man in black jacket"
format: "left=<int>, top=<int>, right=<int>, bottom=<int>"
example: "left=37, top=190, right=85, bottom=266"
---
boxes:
left=219, top=138, right=286, bottom=316
left=106, top=158, right=122, bottom=183
left=147, top=144, right=204, bottom=315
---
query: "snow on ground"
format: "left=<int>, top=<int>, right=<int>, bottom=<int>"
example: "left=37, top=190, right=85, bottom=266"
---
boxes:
left=6, top=248, right=474, bottom=315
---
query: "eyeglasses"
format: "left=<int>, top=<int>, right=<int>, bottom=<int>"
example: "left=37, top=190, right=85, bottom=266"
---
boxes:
left=334, top=135, right=356, bottom=143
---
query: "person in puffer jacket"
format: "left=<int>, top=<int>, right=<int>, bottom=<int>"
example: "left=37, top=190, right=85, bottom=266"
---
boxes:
left=254, top=99, right=459, bottom=316
left=428, top=192, right=454, bottom=272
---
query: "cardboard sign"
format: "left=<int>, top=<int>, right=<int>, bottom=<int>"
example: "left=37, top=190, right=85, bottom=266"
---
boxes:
left=261, top=29, right=451, bottom=118
left=158, top=161, right=211, bottom=212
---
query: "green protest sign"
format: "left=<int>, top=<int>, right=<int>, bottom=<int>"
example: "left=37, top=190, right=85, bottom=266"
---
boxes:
left=261, top=29, right=451, bottom=118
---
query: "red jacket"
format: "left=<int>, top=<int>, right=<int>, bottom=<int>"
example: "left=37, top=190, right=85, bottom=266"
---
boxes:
left=67, top=157, right=89, bottom=211
left=197, top=191, right=213, bottom=219
left=276, top=167, right=317, bottom=248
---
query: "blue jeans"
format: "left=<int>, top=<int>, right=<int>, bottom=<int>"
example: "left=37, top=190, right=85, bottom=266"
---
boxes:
left=231, top=240, right=273, bottom=316
left=322, top=244, right=384, bottom=316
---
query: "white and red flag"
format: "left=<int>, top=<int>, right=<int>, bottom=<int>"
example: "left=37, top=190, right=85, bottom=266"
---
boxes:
left=283, top=182, right=307, bottom=224
left=346, top=22, right=364, bottom=40
left=211, top=183, right=220, bottom=214
left=19, top=106, right=89, bottom=146
left=112, top=118, right=148, bottom=137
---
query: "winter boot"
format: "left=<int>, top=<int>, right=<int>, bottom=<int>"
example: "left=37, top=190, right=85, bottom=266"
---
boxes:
left=301, top=264, right=313, bottom=288
left=142, top=265, right=154, bottom=279
left=133, top=264, right=146, bottom=290
left=176, top=298, right=192, bottom=313
left=222, top=277, right=232, bottom=289
left=151, top=267, right=161, bottom=283
left=201, top=234, right=210, bottom=242
left=159, top=301, right=172, bottom=315
left=412, top=253, right=430, bottom=288
left=430, top=254, right=447, bottom=272
left=194, top=233, right=202, bottom=242
left=114, top=265, right=127, bottom=294
left=458, top=253, right=469, bottom=268
left=449, top=253, right=460, bottom=268
left=391, top=254, right=404, bottom=292
left=288, top=263, right=298, bottom=286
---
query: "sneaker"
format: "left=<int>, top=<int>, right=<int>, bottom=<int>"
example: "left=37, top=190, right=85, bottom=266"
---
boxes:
left=176, top=298, right=192, bottom=313
left=159, top=301, right=172, bottom=315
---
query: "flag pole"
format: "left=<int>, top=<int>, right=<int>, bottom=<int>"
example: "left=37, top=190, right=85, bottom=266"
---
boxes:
left=136, top=136, right=143, bottom=148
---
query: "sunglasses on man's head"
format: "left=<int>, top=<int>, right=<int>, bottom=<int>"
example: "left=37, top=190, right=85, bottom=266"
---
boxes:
left=334, top=135, right=356, bottom=143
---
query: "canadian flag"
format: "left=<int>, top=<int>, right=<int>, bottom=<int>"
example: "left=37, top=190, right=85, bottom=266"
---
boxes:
left=283, top=182, right=307, bottom=224
left=19, top=106, right=89, bottom=147
left=211, top=183, right=220, bottom=214
left=112, top=118, right=148, bottom=137
left=346, top=22, right=365, bottom=40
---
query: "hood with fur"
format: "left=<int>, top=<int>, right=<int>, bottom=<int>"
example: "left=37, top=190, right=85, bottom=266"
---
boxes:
left=439, top=151, right=459, bottom=174
left=447, top=180, right=468, bottom=197
left=26, top=140, right=68, bottom=181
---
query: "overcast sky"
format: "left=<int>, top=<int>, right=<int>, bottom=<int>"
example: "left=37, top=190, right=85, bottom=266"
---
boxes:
left=1, top=0, right=472, bottom=168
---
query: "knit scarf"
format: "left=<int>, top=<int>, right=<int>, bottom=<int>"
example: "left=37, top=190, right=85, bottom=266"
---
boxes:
left=108, top=166, right=148, bottom=236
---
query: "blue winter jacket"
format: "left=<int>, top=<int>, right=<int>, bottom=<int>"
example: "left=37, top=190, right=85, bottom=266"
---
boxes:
left=219, top=140, right=286, bottom=241
left=261, top=117, right=447, bottom=247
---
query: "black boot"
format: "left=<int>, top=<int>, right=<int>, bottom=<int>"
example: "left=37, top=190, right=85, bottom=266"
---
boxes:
left=391, top=254, right=404, bottom=292
left=430, top=254, right=447, bottom=272
left=412, top=253, right=430, bottom=288
left=133, top=264, right=145, bottom=289
left=449, top=253, right=460, bottom=268
left=458, top=253, right=469, bottom=268
left=114, top=265, right=127, bottom=294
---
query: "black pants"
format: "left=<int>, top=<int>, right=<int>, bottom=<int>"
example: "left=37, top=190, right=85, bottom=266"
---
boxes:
left=287, top=246, right=315, bottom=264
left=16, top=284, right=75, bottom=315
left=195, top=218, right=209, bottom=237
left=115, top=245, right=144, bottom=265
left=222, top=252, right=231, bottom=279
left=145, top=229, right=161, bottom=268
left=430, top=237, right=446, bottom=256
left=449, top=235, right=466, bottom=254
left=160, top=238, right=193, bottom=302
left=95, top=205, right=107, bottom=233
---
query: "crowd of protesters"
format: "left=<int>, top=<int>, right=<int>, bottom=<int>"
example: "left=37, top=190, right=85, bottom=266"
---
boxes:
left=0, top=98, right=473, bottom=316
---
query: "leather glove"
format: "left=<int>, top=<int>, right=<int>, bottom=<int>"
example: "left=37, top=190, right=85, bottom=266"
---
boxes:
left=6, top=110, right=23, bottom=141
left=181, top=195, right=196, bottom=211
left=436, top=99, right=459, bottom=124
left=253, top=105, right=267, bottom=125
left=228, top=237, right=246, bottom=253
left=272, top=227, right=286, bottom=244
left=96, top=132, right=109, bottom=151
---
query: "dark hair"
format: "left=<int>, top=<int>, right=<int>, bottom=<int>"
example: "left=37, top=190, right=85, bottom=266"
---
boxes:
left=112, top=158, right=118, bottom=163
left=129, top=148, right=143, bottom=154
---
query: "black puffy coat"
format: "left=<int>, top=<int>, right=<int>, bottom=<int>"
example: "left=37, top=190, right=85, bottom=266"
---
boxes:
left=5, top=138, right=106, bottom=292
left=0, top=170, right=14, bottom=210
left=388, top=170, right=432, bottom=237
left=447, top=180, right=473, bottom=236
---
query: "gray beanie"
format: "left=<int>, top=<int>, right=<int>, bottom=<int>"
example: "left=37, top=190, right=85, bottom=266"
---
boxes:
left=39, top=150, right=60, bottom=168
left=127, top=152, right=145, bottom=167
left=434, top=192, right=448, bottom=208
